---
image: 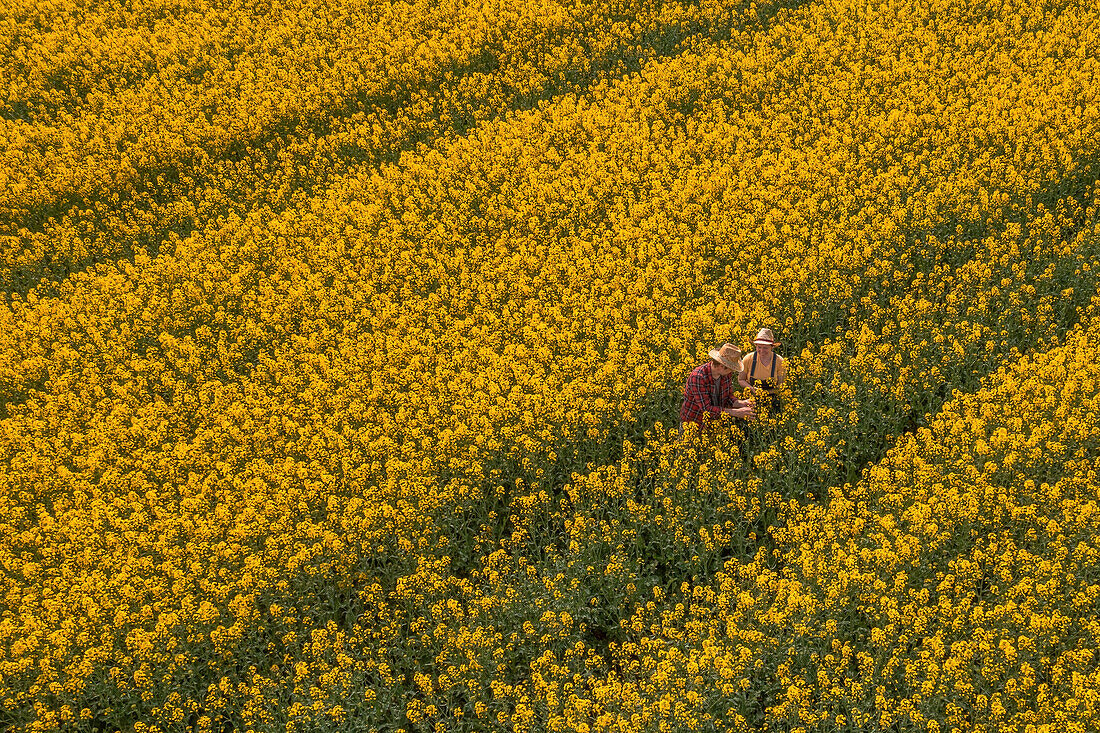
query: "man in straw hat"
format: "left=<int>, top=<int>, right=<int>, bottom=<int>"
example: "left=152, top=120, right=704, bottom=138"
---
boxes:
left=739, top=328, right=786, bottom=410
left=680, top=343, right=756, bottom=427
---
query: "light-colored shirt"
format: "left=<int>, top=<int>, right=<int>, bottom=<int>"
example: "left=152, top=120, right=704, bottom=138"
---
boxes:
left=740, top=351, right=786, bottom=386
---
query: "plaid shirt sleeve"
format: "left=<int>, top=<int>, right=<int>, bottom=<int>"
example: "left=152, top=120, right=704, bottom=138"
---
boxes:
left=680, top=364, right=723, bottom=423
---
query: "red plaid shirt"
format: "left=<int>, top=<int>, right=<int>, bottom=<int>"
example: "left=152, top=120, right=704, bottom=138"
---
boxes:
left=679, top=361, right=738, bottom=425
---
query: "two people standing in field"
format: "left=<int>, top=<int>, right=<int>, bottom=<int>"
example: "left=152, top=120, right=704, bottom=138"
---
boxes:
left=679, top=328, right=786, bottom=429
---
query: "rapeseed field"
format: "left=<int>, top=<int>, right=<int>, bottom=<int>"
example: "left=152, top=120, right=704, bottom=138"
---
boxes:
left=1, top=0, right=1099, bottom=730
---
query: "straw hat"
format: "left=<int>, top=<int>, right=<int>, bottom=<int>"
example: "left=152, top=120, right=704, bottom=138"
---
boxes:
left=708, top=343, right=743, bottom=371
left=752, top=328, right=781, bottom=346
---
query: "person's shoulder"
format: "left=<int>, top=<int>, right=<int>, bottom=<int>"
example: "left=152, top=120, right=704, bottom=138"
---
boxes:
left=686, top=360, right=712, bottom=378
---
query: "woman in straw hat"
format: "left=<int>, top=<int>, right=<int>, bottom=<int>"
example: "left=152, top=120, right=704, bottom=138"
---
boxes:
left=679, top=343, right=756, bottom=427
left=738, top=328, right=786, bottom=413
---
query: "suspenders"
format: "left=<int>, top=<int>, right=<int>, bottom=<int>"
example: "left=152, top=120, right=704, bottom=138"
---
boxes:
left=749, top=352, right=777, bottom=388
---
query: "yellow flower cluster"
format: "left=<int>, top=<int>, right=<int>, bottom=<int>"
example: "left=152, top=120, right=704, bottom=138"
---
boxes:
left=1, top=0, right=1099, bottom=729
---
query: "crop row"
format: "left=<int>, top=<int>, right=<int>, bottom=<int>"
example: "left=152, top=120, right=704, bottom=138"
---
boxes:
left=0, top=0, right=784, bottom=290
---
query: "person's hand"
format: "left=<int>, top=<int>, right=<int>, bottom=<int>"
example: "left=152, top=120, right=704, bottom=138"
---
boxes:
left=725, top=404, right=756, bottom=420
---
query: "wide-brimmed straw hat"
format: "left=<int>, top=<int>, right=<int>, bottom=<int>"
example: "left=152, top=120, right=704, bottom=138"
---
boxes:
left=752, top=328, right=781, bottom=346
left=708, top=343, right=743, bottom=371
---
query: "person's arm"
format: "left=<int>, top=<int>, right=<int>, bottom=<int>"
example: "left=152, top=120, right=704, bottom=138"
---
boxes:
left=720, top=375, right=756, bottom=419
left=684, top=371, right=723, bottom=419
left=775, top=355, right=788, bottom=385
left=738, top=354, right=753, bottom=391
